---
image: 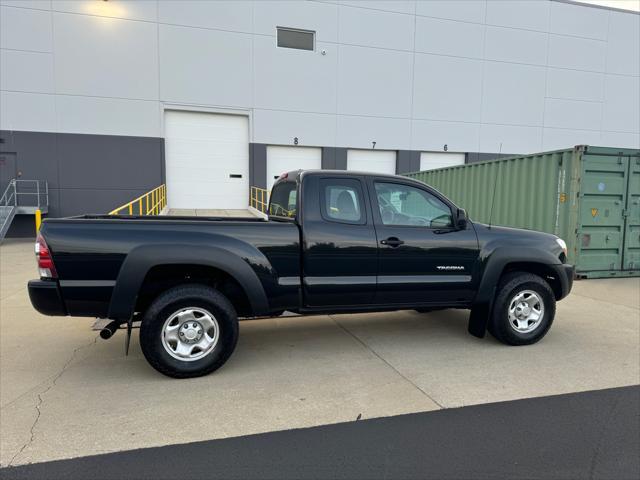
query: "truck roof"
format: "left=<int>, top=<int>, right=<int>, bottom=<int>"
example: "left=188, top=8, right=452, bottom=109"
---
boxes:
left=276, top=169, right=426, bottom=186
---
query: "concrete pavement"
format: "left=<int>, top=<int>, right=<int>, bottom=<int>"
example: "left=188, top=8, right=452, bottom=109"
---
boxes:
left=4, top=386, right=639, bottom=480
left=1, top=239, right=638, bottom=467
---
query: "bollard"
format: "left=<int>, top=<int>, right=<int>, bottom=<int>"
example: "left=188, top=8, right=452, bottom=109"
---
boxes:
left=35, top=209, right=42, bottom=232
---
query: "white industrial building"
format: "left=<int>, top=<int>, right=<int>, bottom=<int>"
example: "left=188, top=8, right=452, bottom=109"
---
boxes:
left=0, top=0, right=638, bottom=224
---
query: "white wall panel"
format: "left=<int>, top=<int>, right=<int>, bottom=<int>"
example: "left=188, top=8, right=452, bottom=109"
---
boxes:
left=413, top=54, right=483, bottom=123
left=416, top=0, right=485, bottom=24
left=602, top=75, right=640, bottom=134
left=546, top=68, right=604, bottom=102
left=0, top=6, right=52, bottom=52
left=482, top=62, right=546, bottom=126
left=415, top=16, right=484, bottom=59
left=53, top=12, right=158, bottom=100
left=542, top=127, right=601, bottom=151
left=347, top=149, right=396, bottom=174
left=548, top=34, right=606, bottom=72
left=336, top=115, right=410, bottom=149
left=0, top=50, right=53, bottom=93
left=411, top=120, right=480, bottom=153
left=337, top=45, right=412, bottom=118
left=1, top=0, right=51, bottom=9
left=600, top=131, right=640, bottom=149
left=56, top=96, right=160, bottom=137
left=479, top=124, right=543, bottom=153
left=253, top=0, right=338, bottom=42
left=253, top=38, right=336, bottom=113
left=486, top=0, right=549, bottom=31
left=549, top=1, right=608, bottom=40
left=2, top=0, right=639, bottom=156
left=484, top=26, right=547, bottom=66
left=0, top=91, right=55, bottom=132
left=159, top=0, right=251, bottom=32
left=52, top=0, right=158, bottom=22
left=340, top=1, right=415, bottom=15
left=159, top=25, right=251, bottom=107
left=339, top=5, right=414, bottom=51
left=253, top=109, right=336, bottom=147
left=606, top=11, right=640, bottom=76
left=544, top=98, right=602, bottom=131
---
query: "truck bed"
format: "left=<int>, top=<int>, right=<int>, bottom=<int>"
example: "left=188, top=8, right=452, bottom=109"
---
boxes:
left=39, top=215, right=301, bottom=318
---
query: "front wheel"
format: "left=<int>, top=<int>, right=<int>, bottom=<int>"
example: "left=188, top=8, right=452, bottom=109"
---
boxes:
left=140, top=284, right=239, bottom=378
left=489, top=272, right=556, bottom=346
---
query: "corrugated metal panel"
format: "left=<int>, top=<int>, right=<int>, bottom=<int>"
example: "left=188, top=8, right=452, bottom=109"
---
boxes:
left=405, top=146, right=640, bottom=277
left=408, top=151, right=565, bottom=234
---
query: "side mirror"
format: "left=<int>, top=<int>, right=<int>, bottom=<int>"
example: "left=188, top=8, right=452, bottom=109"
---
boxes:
left=456, top=208, right=468, bottom=229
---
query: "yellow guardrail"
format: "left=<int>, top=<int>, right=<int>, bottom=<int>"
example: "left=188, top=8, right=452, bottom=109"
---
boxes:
left=250, top=186, right=269, bottom=213
left=249, top=186, right=296, bottom=217
left=109, top=184, right=167, bottom=216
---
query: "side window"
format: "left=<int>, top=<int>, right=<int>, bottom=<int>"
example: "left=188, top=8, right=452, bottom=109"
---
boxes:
left=320, top=179, right=365, bottom=225
left=269, top=181, right=297, bottom=218
left=374, top=182, right=452, bottom=227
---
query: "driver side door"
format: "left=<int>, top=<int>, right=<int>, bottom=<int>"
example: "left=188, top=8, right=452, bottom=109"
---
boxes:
left=368, top=178, right=479, bottom=305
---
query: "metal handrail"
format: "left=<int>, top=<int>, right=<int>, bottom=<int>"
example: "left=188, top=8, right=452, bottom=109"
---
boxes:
left=249, top=186, right=295, bottom=217
left=109, top=184, right=167, bottom=215
left=250, top=186, right=269, bottom=213
left=0, top=179, right=48, bottom=209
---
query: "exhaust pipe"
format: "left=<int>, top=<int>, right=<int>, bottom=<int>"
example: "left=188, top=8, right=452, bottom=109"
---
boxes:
left=100, top=321, right=120, bottom=340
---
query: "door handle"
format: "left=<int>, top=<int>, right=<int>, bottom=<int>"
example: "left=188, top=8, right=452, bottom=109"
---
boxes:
left=381, top=237, right=404, bottom=247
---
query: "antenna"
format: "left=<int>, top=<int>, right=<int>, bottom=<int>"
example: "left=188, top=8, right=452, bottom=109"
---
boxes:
left=487, top=142, right=502, bottom=229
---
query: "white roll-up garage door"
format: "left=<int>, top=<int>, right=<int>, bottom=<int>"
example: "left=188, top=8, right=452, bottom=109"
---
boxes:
left=419, top=152, right=465, bottom=171
left=347, top=149, right=396, bottom=175
left=164, top=111, right=249, bottom=209
left=266, top=146, right=321, bottom=190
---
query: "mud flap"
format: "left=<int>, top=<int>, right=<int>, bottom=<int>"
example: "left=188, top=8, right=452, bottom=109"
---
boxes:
left=124, top=317, right=133, bottom=355
left=468, top=304, right=490, bottom=338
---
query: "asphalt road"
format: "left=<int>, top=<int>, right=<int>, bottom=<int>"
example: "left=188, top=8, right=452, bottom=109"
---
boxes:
left=3, top=386, right=638, bottom=480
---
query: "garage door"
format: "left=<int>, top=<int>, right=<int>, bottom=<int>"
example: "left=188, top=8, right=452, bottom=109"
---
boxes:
left=266, top=146, right=321, bottom=190
left=420, top=152, right=465, bottom=171
left=164, top=111, right=249, bottom=209
left=347, top=149, right=396, bottom=175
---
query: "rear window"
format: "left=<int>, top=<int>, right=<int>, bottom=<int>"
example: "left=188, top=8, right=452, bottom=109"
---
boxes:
left=320, top=178, right=365, bottom=225
left=269, top=181, right=297, bottom=218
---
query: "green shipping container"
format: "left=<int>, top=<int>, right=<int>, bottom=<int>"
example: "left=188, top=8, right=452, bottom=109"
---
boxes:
left=405, top=146, right=640, bottom=278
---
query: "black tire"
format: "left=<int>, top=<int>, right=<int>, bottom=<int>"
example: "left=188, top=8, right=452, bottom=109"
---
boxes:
left=140, top=284, right=239, bottom=378
left=489, top=272, right=556, bottom=346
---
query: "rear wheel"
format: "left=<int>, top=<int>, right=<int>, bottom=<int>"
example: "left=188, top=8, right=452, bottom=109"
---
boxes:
left=489, top=272, right=555, bottom=346
left=140, top=284, right=239, bottom=378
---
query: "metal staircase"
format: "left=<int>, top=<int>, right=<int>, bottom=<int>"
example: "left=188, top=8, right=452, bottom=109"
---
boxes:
left=0, top=179, right=49, bottom=241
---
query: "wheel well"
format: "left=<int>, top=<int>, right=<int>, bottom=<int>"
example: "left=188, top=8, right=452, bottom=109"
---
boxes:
left=500, top=262, right=562, bottom=299
left=135, top=264, right=253, bottom=317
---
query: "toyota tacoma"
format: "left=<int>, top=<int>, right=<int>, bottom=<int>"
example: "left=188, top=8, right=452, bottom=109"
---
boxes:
left=28, top=170, right=574, bottom=378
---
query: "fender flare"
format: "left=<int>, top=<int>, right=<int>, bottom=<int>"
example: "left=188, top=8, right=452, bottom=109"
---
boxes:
left=468, top=246, right=561, bottom=338
left=107, top=244, right=270, bottom=320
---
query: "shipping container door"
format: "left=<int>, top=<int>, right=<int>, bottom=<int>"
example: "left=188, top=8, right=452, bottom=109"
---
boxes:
left=577, top=153, right=627, bottom=272
left=623, top=156, right=640, bottom=271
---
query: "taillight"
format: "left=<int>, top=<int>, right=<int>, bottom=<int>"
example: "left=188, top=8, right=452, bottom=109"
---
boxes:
left=35, top=232, right=57, bottom=279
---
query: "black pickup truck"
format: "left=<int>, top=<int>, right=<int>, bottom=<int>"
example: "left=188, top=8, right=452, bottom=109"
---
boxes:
left=28, top=170, right=573, bottom=378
